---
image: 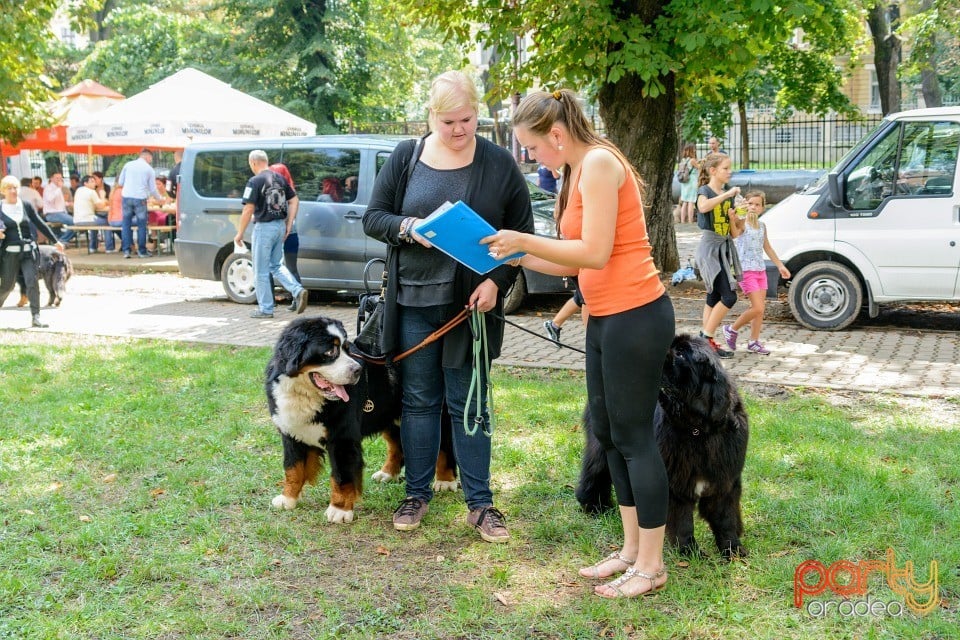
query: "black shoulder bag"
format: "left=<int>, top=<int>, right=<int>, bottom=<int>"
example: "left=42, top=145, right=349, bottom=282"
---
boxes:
left=353, top=258, right=387, bottom=358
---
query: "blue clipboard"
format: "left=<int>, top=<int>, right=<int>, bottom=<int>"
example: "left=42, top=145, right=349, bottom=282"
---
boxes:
left=414, top=201, right=524, bottom=275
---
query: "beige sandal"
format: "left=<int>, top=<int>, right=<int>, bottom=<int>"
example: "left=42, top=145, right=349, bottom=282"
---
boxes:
left=578, top=551, right=635, bottom=580
left=595, top=566, right=666, bottom=599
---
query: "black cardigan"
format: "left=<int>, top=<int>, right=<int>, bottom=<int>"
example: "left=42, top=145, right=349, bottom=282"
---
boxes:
left=363, top=135, right=535, bottom=368
left=0, top=200, right=60, bottom=250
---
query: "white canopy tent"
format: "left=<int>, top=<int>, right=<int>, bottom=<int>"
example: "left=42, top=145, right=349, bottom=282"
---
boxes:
left=67, top=68, right=316, bottom=148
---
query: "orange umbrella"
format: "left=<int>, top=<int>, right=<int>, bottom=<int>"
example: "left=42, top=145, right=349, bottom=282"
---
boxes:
left=1, top=80, right=143, bottom=157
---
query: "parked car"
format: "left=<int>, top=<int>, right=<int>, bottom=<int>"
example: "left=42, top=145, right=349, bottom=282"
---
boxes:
left=761, top=107, right=960, bottom=330
left=671, top=169, right=826, bottom=204
left=174, top=135, right=566, bottom=313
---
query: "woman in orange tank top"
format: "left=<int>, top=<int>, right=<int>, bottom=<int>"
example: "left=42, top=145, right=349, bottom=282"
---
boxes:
left=484, top=89, right=675, bottom=599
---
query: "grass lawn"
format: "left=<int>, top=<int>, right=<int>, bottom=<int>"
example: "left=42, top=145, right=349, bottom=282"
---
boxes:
left=1, top=337, right=957, bottom=639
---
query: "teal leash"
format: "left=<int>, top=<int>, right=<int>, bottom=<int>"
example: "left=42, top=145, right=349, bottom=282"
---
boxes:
left=464, top=305, right=494, bottom=437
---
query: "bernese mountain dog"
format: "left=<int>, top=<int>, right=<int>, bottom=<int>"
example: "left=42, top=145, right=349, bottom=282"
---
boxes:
left=265, top=316, right=457, bottom=523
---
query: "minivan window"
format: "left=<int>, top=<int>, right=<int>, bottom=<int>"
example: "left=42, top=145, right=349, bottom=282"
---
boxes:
left=192, top=149, right=283, bottom=198
left=845, top=121, right=960, bottom=210
left=895, top=121, right=959, bottom=196
left=844, top=126, right=901, bottom=210
left=376, top=151, right=391, bottom=176
left=281, top=147, right=361, bottom=203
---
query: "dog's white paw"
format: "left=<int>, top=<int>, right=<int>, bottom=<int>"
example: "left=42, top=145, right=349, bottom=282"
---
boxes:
left=325, top=505, right=355, bottom=523
left=271, top=494, right=297, bottom=510
left=433, top=479, right=460, bottom=492
left=371, top=470, right=399, bottom=483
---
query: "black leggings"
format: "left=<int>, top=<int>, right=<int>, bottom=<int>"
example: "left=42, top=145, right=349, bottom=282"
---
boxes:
left=0, top=251, right=41, bottom=315
left=705, top=267, right=737, bottom=309
left=585, top=294, right=675, bottom=528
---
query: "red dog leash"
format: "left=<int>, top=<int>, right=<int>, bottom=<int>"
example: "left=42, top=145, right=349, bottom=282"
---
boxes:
left=350, top=308, right=471, bottom=365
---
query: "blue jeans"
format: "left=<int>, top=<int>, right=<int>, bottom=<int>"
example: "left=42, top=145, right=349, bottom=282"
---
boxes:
left=397, top=303, right=493, bottom=510
left=44, top=212, right=76, bottom=243
left=89, top=214, right=115, bottom=251
left=121, top=197, right=148, bottom=254
left=252, top=219, right=303, bottom=313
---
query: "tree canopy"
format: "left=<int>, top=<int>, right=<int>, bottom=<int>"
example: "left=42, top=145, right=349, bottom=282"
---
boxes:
left=1, top=0, right=59, bottom=143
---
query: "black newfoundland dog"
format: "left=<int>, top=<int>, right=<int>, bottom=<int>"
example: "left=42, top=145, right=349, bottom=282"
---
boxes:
left=265, top=316, right=456, bottom=523
left=576, top=334, right=749, bottom=559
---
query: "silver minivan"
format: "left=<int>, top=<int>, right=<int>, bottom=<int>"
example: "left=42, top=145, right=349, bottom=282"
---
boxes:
left=174, top=135, right=565, bottom=313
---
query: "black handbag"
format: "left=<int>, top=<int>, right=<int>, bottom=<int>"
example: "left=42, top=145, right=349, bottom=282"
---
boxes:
left=353, top=258, right=387, bottom=358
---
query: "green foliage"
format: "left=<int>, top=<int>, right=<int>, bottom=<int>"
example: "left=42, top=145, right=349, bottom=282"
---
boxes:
left=74, top=4, right=197, bottom=96
left=898, top=0, right=960, bottom=98
left=410, top=0, right=860, bottom=109
left=215, top=0, right=464, bottom=129
left=1, top=0, right=59, bottom=143
left=64, top=0, right=464, bottom=131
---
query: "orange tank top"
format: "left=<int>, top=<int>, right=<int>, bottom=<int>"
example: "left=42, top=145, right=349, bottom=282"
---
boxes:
left=558, top=160, right=664, bottom=317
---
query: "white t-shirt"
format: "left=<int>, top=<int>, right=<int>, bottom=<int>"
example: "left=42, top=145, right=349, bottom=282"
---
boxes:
left=43, top=183, right=67, bottom=213
left=72, top=186, right=101, bottom=223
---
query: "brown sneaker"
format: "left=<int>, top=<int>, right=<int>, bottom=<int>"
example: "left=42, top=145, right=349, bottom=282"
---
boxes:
left=392, top=497, right=428, bottom=531
left=467, top=506, right=510, bottom=543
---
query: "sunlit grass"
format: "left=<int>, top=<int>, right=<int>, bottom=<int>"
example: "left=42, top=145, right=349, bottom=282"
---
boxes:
left=1, top=339, right=957, bottom=639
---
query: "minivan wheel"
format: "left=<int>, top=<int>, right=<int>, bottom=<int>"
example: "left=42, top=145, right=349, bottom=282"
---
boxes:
left=502, top=271, right=527, bottom=315
left=788, top=261, right=863, bottom=331
left=221, top=251, right=257, bottom=304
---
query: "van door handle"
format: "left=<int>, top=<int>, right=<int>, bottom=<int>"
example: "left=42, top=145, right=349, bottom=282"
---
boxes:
left=344, top=211, right=363, bottom=219
left=202, top=208, right=240, bottom=215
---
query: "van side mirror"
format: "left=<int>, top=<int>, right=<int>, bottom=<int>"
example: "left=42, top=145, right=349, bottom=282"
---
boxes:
left=827, top=172, right=842, bottom=208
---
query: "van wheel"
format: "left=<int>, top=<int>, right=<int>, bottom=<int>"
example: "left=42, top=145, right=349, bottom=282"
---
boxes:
left=788, top=261, right=863, bottom=330
left=502, top=272, right=527, bottom=315
left=222, top=252, right=257, bottom=304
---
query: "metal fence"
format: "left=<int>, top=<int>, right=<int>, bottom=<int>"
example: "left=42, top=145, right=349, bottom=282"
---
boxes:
left=351, top=113, right=884, bottom=171
left=703, top=114, right=885, bottom=170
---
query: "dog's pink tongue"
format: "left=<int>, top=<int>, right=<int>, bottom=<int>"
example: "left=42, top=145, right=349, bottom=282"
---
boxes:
left=331, top=384, right=350, bottom=402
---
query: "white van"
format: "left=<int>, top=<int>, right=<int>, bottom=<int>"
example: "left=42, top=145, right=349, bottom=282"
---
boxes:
left=763, top=107, right=960, bottom=330
left=174, top=135, right=565, bottom=313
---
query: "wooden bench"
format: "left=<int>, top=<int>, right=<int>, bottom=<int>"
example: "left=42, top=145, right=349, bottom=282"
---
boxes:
left=64, top=224, right=177, bottom=255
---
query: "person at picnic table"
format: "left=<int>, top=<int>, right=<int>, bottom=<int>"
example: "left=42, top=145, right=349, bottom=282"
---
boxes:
left=117, top=149, right=163, bottom=259
left=72, top=174, right=111, bottom=253
left=41, top=172, right=76, bottom=246
left=148, top=176, right=174, bottom=226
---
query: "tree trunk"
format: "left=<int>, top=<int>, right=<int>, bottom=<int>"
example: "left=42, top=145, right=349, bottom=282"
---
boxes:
left=599, top=73, right=680, bottom=273
left=918, top=0, right=942, bottom=108
left=867, top=3, right=902, bottom=115
left=738, top=100, right=750, bottom=169
left=921, top=66, right=942, bottom=109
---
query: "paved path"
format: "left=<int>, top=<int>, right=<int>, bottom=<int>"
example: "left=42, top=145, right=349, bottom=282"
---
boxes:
left=1, top=235, right=958, bottom=398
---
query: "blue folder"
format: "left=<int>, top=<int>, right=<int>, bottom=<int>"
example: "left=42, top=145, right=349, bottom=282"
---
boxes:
left=414, top=201, right=524, bottom=275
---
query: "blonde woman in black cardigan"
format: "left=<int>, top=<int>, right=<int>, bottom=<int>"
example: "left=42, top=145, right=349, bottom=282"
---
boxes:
left=363, top=71, right=534, bottom=543
left=0, top=175, right=65, bottom=327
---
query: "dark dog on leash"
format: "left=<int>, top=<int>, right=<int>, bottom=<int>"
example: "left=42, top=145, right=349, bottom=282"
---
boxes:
left=265, top=316, right=457, bottom=523
left=37, top=245, right=74, bottom=307
left=576, top=334, right=749, bottom=559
